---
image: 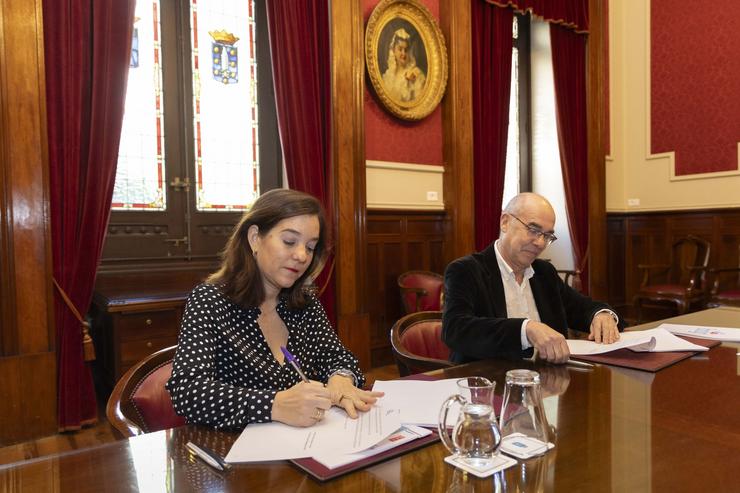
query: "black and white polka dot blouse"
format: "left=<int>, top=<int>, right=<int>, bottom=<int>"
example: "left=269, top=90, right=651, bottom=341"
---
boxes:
left=165, top=282, right=365, bottom=430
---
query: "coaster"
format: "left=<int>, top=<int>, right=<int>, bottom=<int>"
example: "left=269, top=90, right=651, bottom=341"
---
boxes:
left=499, top=433, right=554, bottom=460
left=443, top=454, right=517, bottom=478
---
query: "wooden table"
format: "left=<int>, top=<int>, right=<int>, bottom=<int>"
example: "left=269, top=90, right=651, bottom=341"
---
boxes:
left=2, top=309, right=739, bottom=492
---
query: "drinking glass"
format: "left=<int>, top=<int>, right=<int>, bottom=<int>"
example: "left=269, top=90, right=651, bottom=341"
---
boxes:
left=499, top=369, right=550, bottom=443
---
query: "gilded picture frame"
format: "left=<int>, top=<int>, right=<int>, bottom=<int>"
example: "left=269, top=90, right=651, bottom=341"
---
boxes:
left=365, top=0, right=448, bottom=121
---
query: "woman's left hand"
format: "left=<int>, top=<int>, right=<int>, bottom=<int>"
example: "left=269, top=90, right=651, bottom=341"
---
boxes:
left=326, top=374, right=384, bottom=419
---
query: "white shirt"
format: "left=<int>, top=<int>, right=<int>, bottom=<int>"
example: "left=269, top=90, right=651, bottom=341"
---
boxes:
left=493, top=240, right=538, bottom=350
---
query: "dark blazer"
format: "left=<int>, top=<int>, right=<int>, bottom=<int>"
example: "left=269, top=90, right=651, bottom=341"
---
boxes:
left=442, top=243, right=622, bottom=363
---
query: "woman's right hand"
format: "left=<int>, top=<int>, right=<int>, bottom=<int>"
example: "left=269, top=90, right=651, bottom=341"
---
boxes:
left=271, top=381, right=332, bottom=427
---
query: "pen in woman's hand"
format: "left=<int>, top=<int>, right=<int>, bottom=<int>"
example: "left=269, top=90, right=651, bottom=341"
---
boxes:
left=280, top=346, right=310, bottom=383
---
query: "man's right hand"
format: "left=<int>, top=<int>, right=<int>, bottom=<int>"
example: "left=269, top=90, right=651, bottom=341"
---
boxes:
left=525, top=321, right=570, bottom=364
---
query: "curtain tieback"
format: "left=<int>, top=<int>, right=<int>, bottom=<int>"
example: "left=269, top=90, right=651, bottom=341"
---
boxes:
left=53, top=278, right=96, bottom=362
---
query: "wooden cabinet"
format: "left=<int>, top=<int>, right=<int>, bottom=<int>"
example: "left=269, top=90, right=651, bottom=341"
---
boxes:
left=89, top=269, right=211, bottom=389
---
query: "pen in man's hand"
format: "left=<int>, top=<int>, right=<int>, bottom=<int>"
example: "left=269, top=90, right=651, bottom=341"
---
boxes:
left=565, top=359, right=595, bottom=369
left=280, top=346, right=310, bottom=383
left=186, top=441, right=231, bottom=471
left=532, top=348, right=595, bottom=369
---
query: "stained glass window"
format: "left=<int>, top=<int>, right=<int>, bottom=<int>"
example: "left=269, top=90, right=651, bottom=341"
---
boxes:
left=190, top=0, right=259, bottom=211
left=103, top=0, right=277, bottom=263
left=112, top=0, right=166, bottom=210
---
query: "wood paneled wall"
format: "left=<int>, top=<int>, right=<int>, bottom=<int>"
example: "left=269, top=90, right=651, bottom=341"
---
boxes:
left=0, top=0, right=57, bottom=443
left=331, top=0, right=372, bottom=369
left=606, top=209, right=740, bottom=310
left=587, top=0, right=609, bottom=300
left=366, top=210, right=447, bottom=367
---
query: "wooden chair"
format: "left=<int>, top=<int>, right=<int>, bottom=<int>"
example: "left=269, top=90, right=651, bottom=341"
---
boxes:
left=106, top=345, right=185, bottom=438
left=542, top=258, right=583, bottom=292
left=707, top=245, right=740, bottom=308
left=397, top=270, right=444, bottom=314
left=633, top=235, right=711, bottom=322
left=557, top=269, right=583, bottom=292
left=390, top=311, right=453, bottom=377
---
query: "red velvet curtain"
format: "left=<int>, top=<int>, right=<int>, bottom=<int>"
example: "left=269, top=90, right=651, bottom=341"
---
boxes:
left=472, top=1, right=514, bottom=251
left=265, top=0, right=335, bottom=322
left=550, top=24, right=589, bottom=292
left=43, top=0, right=135, bottom=429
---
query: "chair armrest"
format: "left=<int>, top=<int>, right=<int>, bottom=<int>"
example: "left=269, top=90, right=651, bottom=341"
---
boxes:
left=636, top=264, right=670, bottom=270
left=708, top=267, right=740, bottom=294
left=556, top=269, right=582, bottom=291
left=684, top=265, right=711, bottom=292
left=399, top=286, right=427, bottom=296
left=399, top=286, right=428, bottom=313
left=709, top=267, right=740, bottom=274
left=636, top=264, right=670, bottom=287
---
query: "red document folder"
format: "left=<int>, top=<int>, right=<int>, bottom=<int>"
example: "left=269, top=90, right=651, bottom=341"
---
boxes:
left=572, top=336, right=721, bottom=372
left=290, top=373, right=450, bottom=481
left=290, top=430, right=439, bottom=482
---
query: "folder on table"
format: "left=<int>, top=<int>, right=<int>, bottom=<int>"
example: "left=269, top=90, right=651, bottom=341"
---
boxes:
left=572, top=336, right=720, bottom=372
left=290, top=428, right=438, bottom=481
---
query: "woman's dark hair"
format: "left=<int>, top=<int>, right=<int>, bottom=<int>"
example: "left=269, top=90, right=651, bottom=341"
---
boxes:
left=208, top=189, right=328, bottom=310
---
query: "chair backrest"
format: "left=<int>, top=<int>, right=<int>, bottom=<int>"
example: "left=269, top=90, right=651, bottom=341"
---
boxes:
left=390, top=311, right=453, bottom=377
left=397, top=270, right=444, bottom=314
left=106, top=345, right=185, bottom=438
left=669, top=235, right=711, bottom=287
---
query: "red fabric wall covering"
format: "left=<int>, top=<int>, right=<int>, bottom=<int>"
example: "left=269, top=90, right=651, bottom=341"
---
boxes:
left=363, top=0, right=444, bottom=166
left=651, top=0, right=740, bottom=176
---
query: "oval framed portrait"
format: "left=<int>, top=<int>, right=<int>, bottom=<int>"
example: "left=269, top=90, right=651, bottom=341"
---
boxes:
left=365, top=0, right=448, bottom=121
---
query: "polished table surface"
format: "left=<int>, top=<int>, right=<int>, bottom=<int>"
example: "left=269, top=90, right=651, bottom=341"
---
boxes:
left=2, top=308, right=739, bottom=492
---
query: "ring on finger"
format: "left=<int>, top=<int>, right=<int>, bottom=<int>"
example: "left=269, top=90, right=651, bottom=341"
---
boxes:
left=312, top=408, right=324, bottom=420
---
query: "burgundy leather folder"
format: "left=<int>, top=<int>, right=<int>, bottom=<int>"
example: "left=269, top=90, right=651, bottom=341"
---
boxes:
left=291, top=430, right=439, bottom=482
left=290, top=373, right=446, bottom=481
left=571, top=336, right=721, bottom=372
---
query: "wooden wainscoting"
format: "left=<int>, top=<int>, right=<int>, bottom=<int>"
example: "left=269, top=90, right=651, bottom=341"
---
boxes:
left=366, top=210, right=447, bottom=367
left=607, top=209, right=740, bottom=319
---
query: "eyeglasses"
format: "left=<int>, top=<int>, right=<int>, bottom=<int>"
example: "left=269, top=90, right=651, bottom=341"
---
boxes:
left=509, top=214, right=558, bottom=246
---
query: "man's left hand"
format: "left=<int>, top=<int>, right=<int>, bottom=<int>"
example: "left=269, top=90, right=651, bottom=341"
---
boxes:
left=588, top=312, right=619, bottom=344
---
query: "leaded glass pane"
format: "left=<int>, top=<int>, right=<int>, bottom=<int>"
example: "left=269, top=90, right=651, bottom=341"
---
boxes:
left=112, top=0, right=166, bottom=211
left=190, top=0, right=259, bottom=211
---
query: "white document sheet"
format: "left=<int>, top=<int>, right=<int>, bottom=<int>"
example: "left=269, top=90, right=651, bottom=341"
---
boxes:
left=659, top=323, right=740, bottom=342
left=225, top=405, right=401, bottom=463
left=621, top=328, right=709, bottom=352
left=371, top=379, right=461, bottom=427
left=567, top=334, right=656, bottom=355
left=311, top=424, right=432, bottom=469
left=567, top=328, right=709, bottom=355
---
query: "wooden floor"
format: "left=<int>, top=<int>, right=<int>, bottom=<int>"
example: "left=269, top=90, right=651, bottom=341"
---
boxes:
left=0, top=363, right=400, bottom=467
